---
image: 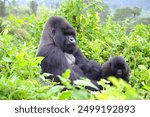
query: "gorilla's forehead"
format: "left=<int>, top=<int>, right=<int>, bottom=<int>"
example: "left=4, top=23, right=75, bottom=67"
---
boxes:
left=63, top=27, right=76, bottom=35
left=61, top=21, right=71, bottom=28
left=114, top=59, right=125, bottom=65
left=111, top=56, right=125, bottom=63
left=113, top=60, right=126, bottom=69
left=47, top=16, right=76, bottom=33
left=110, top=57, right=126, bottom=68
left=48, top=17, right=69, bottom=28
left=61, top=22, right=75, bottom=32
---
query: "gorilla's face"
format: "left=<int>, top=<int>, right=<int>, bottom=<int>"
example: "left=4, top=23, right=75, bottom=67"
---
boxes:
left=63, top=28, right=77, bottom=54
left=52, top=21, right=77, bottom=54
left=110, top=57, right=127, bottom=78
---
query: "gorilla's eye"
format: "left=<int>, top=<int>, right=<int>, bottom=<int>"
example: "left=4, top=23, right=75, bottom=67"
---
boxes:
left=115, top=63, right=125, bottom=69
left=64, top=33, right=71, bottom=36
left=63, top=28, right=76, bottom=36
left=64, top=32, right=75, bottom=36
left=122, top=64, right=125, bottom=68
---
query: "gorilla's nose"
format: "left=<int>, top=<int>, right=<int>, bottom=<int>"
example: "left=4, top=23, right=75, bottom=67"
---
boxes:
left=69, top=37, right=76, bottom=43
left=70, top=38, right=73, bottom=41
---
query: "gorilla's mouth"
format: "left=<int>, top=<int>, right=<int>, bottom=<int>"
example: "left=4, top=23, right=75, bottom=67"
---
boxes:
left=66, top=44, right=77, bottom=54
left=66, top=42, right=76, bottom=46
left=117, top=70, right=122, bottom=75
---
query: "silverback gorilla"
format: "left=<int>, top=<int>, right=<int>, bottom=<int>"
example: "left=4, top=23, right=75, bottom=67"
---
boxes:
left=37, top=16, right=101, bottom=91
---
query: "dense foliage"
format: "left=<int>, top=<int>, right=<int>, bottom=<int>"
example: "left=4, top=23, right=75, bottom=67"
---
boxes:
left=0, top=0, right=150, bottom=100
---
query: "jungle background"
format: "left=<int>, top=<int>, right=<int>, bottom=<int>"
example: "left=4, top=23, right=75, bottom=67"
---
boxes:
left=0, top=0, right=150, bottom=100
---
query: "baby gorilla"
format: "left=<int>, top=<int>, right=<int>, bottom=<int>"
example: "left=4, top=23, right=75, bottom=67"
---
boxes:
left=101, top=56, right=130, bottom=83
left=79, top=60, right=101, bottom=81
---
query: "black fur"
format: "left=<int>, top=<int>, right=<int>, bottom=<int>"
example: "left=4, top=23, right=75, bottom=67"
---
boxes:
left=101, top=56, right=130, bottom=83
left=37, top=16, right=101, bottom=91
left=79, top=60, right=101, bottom=81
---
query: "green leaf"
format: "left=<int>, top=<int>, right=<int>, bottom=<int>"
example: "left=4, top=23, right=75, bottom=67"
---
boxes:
left=74, top=79, right=99, bottom=90
left=58, top=90, right=71, bottom=100
left=48, top=85, right=65, bottom=95
left=72, top=89, right=89, bottom=100
left=2, top=57, right=12, bottom=62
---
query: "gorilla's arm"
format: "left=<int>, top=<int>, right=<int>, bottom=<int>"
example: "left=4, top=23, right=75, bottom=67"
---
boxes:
left=101, top=62, right=111, bottom=79
left=73, top=48, right=88, bottom=65
left=40, top=45, right=80, bottom=83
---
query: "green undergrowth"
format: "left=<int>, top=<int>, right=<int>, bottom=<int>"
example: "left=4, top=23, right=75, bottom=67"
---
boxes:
left=0, top=0, right=149, bottom=100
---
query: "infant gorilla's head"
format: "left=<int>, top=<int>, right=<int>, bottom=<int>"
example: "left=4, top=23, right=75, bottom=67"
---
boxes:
left=101, top=56, right=130, bottom=83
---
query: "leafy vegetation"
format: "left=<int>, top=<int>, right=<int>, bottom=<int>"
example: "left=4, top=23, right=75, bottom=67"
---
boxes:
left=0, top=0, right=150, bottom=100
